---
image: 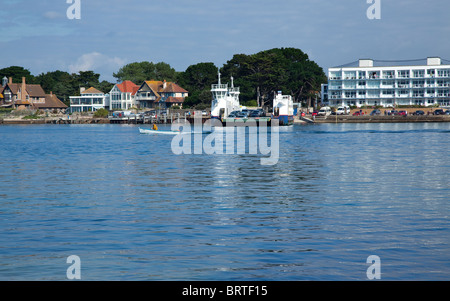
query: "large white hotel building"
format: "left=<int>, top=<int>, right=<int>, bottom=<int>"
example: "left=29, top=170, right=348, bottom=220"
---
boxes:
left=325, top=57, right=450, bottom=108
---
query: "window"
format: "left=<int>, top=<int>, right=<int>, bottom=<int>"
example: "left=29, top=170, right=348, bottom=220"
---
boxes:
left=437, top=69, right=450, bottom=77
left=413, top=70, right=425, bottom=78
left=398, top=70, right=410, bottom=78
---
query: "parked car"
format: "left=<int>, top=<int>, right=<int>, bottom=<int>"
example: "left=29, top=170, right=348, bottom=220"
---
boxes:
left=433, top=109, right=445, bottom=115
left=235, top=111, right=249, bottom=118
left=227, top=111, right=239, bottom=118
left=318, top=106, right=332, bottom=116
left=249, top=109, right=266, bottom=117
left=202, top=110, right=208, bottom=116
left=312, top=111, right=318, bottom=117
left=353, top=110, right=364, bottom=116
left=336, top=105, right=350, bottom=115
left=445, top=110, right=450, bottom=115
left=388, top=110, right=399, bottom=115
left=370, top=109, right=381, bottom=116
left=398, top=110, right=408, bottom=116
left=413, top=110, right=425, bottom=115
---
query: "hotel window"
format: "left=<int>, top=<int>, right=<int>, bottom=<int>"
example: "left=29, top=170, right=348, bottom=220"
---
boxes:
left=398, top=70, right=410, bottom=78
left=397, top=80, right=409, bottom=88
left=412, top=80, right=424, bottom=88
left=383, top=71, right=395, bottom=79
left=345, top=91, right=356, bottom=98
left=427, top=69, right=435, bottom=77
left=413, top=70, right=425, bottom=78
left=358, top=71, right=366, bottom=79
left=413, top=91, right=424, bottom=97
left=437, top=69, right=450, bottom=77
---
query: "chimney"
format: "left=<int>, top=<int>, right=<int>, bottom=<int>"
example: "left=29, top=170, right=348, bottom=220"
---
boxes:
left=163, top=79, right=167, bottom=89
left=21, top=77, right=26, bottom=101
left=50, top=91, right=53, bottom=96
left=80, top=87, right=85, bottom=94
left=9, top=77, right=12, bottom=84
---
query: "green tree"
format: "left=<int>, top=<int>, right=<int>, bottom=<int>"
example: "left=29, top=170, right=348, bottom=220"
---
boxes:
left=177, top=62, right=218, bottom=108
left=221, top=48, right=326, bottom=108
left=113, top=61, right=178, bottom=84
left=0, top=66, right=35, bottom=84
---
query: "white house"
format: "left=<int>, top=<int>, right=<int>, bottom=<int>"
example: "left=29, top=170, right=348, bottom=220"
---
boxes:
left=109, top=80, right=139, bottom=110
left=69, top=87, right=106, bottom=112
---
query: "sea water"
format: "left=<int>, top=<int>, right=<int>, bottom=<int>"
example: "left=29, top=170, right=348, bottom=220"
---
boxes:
left=0, top=123, right=449, bottom=280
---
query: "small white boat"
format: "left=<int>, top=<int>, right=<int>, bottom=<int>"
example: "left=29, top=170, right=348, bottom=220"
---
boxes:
left=139, top=128, right=213, bottom=135
left=139, top=128, right=181, bottom=135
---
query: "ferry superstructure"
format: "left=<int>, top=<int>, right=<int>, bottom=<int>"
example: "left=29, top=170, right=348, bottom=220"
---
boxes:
left=210, top=72, right=240, bottom=120
left=272, top=91, right=294, bottom=126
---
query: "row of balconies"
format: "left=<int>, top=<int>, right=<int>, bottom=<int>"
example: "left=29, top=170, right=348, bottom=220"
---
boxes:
left=329, top=94, right=449, bottom=99
left=329, top=74, right=450, bottom=80
left=328, top=84, right=450, bottom=90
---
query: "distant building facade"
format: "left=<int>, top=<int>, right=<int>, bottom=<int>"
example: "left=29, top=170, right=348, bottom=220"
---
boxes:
left=326, top=57, right=450, bottom=108
left=109, top=80, right=139, bottom=110
left=135, top=80, right=188, bottom=109
left=69, top=87, right=106, bottom=112
left=0, top=76, right=66, bottom=111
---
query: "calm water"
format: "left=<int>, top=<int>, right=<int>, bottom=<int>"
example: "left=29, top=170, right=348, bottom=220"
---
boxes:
left=0, top=122, right=449, bottom=280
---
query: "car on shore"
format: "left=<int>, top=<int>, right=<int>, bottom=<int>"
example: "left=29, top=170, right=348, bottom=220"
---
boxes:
left=433, top=109, right=445, bottom=115
left=445, top=110, right=450, bottom=115
left=412, top=110, right=425, bottom=115
left=398, top=110, right=408, bottom=116
left=353, top=110, right=365, bottom=116
left=370, top=109, right=381, bottom=116
left=388, top=110, right=399, bottom=115
left=249, top=109, right=266, bottom=117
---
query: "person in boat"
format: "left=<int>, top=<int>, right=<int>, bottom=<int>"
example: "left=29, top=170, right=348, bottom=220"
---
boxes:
left=152, top=124, right=158, bottom=131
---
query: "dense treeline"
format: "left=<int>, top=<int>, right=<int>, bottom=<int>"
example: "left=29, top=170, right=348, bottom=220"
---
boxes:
left=0, top=48, right=326, bottom=109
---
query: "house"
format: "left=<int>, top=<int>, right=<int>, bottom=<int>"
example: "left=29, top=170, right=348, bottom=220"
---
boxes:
left=109, top=80, right=139, bottom=110
left=135, top=80, right=188, bottom=109
left=36, top=92, right=68, bottom=112
left=69, top=87, right=106, bottom=112
left=0, top=77, right=46, bottom=109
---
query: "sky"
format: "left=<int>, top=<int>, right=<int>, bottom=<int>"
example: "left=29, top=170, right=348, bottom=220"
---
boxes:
left=1, top=0, right=450, bottom=82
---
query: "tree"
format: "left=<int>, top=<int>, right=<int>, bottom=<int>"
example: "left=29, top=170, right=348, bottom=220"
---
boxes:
left=0, top=66, right=35, bottom=84
left=221, top=48, right=327, bottom=108
left=113, top=61, right=178, bottom=84
left=177, top=62, right=218, bottom=108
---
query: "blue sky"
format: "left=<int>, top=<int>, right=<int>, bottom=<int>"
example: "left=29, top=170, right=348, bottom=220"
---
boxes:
left=1, top=0, right=450, bottom=82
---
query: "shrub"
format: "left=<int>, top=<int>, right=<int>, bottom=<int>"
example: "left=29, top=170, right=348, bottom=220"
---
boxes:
left=93, top=108, right=109, bottom=118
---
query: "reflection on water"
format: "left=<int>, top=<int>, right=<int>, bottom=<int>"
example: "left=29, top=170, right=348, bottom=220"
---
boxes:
left=0, top=123, right=449, bottom=280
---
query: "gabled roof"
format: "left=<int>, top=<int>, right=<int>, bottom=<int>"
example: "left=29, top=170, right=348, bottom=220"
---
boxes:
left=81, top=87, right=104, bottom=94
left=116, top=80, right=139, bottom=95
left=35, top=94, right=68, bottom=109
left=163, top=82, right=188, bottom=93
left=3, top=83, right=46, bottom=97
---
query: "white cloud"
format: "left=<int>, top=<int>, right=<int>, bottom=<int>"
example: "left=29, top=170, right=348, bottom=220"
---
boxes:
left=68, top=52, right=126, bottom=76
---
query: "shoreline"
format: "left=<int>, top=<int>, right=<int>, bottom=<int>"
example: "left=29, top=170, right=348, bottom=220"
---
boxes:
left=1, top=114, right=450, bottom=125
left=304, top=115, right=450, bottom=124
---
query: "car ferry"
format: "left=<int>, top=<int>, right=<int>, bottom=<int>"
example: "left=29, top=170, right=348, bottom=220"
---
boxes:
left=272, top=91, right=294, bottom=126
left=210, top=72, right=240, bottom=121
